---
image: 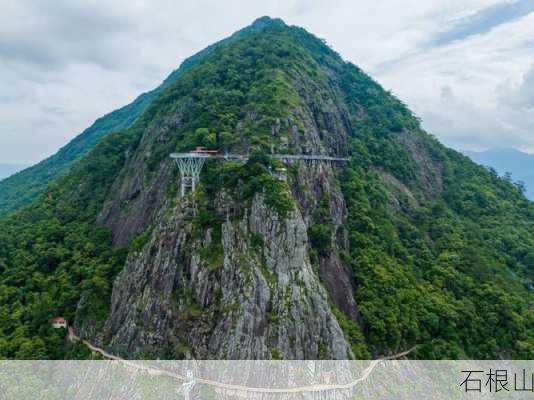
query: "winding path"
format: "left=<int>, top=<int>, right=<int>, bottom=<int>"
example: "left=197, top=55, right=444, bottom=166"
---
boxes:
left=68, top=327, right=415, bottom=394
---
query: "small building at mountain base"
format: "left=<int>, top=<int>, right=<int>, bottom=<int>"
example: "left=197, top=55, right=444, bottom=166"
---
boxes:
left=50, top=316, right=67, bottom=329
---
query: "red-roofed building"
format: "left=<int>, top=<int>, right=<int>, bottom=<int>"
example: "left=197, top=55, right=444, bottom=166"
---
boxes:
left=192, top=146, right=218, bottom=155
left=50, top=316, right=67, bottom=329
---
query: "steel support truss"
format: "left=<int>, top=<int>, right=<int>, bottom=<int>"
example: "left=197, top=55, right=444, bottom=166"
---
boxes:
left=172, top=154, right=210, bottom=197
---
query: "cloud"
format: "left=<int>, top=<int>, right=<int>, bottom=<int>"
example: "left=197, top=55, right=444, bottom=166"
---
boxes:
left=427, top=0, right=534, bottom=48
left=494, top=64, right=534, bottom=150
left=499, top=64, right=534, bottom=109
left=376, top=10, right=534, bottom=153
left=0, top=1, right=132, bottom=71
left=0, top=0, right=533, bottom=164
left=413, top=84, right=533, bottom=152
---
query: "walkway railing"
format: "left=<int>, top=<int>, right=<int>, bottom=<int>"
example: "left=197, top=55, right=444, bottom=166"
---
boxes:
left=170, top=152, right=349, bottom=196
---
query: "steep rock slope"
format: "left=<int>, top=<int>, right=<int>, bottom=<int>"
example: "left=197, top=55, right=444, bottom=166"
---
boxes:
left=103, top=195, right=350, bottom=359
left=0, top=18, right=532, bottom=360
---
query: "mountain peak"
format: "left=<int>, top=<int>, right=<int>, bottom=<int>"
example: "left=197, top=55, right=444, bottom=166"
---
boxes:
left=250, top=16, right=286, bottom=29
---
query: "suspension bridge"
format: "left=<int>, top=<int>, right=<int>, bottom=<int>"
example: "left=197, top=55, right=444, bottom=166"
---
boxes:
left=170, top=147, right=350, bottom=196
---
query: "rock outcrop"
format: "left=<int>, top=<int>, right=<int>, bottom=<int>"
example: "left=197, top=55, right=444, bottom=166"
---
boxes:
left=103, top=195, right=350, bottom=359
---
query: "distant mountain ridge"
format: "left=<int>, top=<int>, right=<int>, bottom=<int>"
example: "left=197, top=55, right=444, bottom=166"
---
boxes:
left=0, top=16, right=285, bottom=217
left=465, top=148, right=534, bottom=200
left=0, top=164, right=27, bottom=181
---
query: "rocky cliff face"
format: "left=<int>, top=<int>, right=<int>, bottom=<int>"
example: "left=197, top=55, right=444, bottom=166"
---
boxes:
left=103, top=193, right=350, bottom=359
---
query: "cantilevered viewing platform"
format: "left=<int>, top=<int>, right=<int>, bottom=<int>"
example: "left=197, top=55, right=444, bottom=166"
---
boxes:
left=170, top=147, right=349, bottom=196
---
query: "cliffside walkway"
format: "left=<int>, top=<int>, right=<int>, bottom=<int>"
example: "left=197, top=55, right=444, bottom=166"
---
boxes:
left=170, top=152, right=350, bottom=163
left=170, top=151, right=350, bottom=196
left=68, top=327, right=416, bottom=395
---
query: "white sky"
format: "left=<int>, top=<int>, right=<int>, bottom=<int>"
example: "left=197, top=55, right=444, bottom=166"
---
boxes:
left=1, top=0, right=533, bottom=164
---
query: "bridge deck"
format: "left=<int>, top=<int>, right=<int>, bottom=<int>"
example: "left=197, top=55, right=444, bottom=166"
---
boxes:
left=170, top=153, right=350, bottom=162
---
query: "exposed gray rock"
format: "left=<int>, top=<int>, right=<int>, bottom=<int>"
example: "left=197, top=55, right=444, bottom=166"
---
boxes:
left=397, top=131, right=444, bottom=199
left=102, top=195, right=351, bottom=359
left=319, top=252, right=359, bottom=322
